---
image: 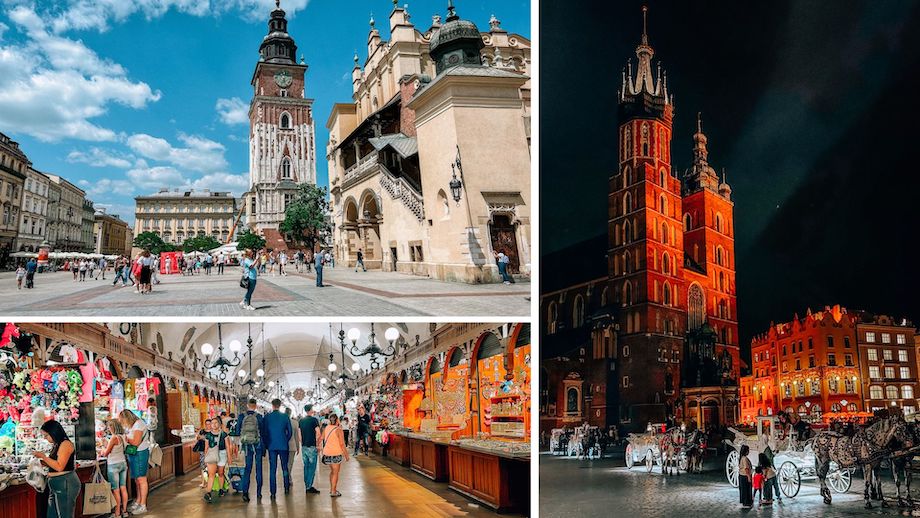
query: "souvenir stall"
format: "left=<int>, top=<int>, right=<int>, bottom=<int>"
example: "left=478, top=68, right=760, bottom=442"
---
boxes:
left=406, top=356, right=453, bottom=482
left=173, top=383, right=203, bottom=475
left=447, top=326, right=531, bottom=513
left=158, top=251, right=181, bottom=275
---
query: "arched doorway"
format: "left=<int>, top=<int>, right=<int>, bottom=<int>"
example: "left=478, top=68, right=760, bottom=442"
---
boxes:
left=358, top=191, right=382, bottom=269
left=489, top=214, right=521, bottom=274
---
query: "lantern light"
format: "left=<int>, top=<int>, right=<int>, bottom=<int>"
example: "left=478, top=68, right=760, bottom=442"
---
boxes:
left=352, top=362, right=361, bottom=372
left=201, top=343, right=214, bottom=356
left=347, top=328, right=361, bottom=343
left=385, top=327, right=399, bottom=342
left=228, top=340, right=242, bottom=353
left=237, top=370, right=247, bottom=378
left=257, top=368, right=265, bottom=377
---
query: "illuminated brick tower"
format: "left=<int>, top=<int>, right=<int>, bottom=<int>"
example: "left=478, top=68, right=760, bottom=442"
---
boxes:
left=607, top=7, right=739, bottom=428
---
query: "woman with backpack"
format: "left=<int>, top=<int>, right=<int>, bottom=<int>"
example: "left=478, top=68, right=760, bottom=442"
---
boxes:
left=101, top=419, right=129, bottom=518
left=320, top=413, right=349, bottom=497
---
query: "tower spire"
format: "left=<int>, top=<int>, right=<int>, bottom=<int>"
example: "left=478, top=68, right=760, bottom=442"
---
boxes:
left=641, top=5, right=648, bottom=45
left=275, top=0, right=280, bottom=8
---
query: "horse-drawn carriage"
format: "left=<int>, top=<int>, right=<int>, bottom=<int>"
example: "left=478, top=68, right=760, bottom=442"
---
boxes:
left=625, top=423, right=666, bottom=471
left=724, top=415, right=852, bottom=498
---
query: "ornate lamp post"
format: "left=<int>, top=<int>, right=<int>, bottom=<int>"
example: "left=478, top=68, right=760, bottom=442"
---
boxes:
left=449, top=145, right=464, bottom=204
left=346, top=323, right=401, bottom=370
left=201, top=323, right=242, bottom=381
left=237, top=324, right=266, bottom=393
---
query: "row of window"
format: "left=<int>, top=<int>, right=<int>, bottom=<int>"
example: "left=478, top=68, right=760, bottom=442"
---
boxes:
left=137, top=218, right=235, bottom=229
left=22, top=196, right=46, bottom=215
left=868, top=365, right=913, bottom=380
left=621, top=122, right=671, bottom=163
left=782, top=353, right=854, bottom=371
left=21, top=216, right=44, bottom=236
left=869, top=385, right=915, bottom=400
left=139, top=204, right=235, bottom=214
left=24, top=178, right=48, bottom=197
left=865, top=332, right=907, bottom=344
left=781, top=378, right=857, bottom=398
left=781, top=336, right=852, bottom=355
left=867, top=348, right=910, bottom=362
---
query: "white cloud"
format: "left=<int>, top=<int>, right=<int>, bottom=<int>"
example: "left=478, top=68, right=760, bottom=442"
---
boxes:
left=126, top=164, right=186, bottom=190
left=40, top=0, right=311, bottom=33
left=215, top=97, right=249, bottom=125
left=190, top=172, right=249, bottom=195
left=127, top=133, right=228, bottom=173
left=0, top=6, right=160, bottom=142
left=0, top=22, right=8, bottom=41
left=67, top=147, right=133, bottom=168
left=78, top=177, right=135, bottom=197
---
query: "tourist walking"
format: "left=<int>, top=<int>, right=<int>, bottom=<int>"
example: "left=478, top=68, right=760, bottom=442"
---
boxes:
left=738, top=444, right=753, bottom=508
left=285, top=408, right=300, bottom=476
left=15, top=264, right=25, bottom=290
left=78, top=260, right=88, bottom=281
left=763, top=445, right=782, bottom=503
left=70, top=260, right=78, bottom=281
left=494, top=250, right=514, bottom=284
left=354, top=249, right=366, bottom=272
left=298, top=404, right=321, bottom=494
left=96, top=257, right=107, bottom=280
left=354, top=405, right=370, bottom=455
left=262, top=399, right=293, bottom=499
left=341, top=416, right=350, bottom=447
left=294, top=250, right=303, bottom=272
left=112, top=257, right=128, bottom=287
left=279, top=250, right=288, bottom=276
left=217, top=252, right=225, bottom=275
left=101, top=419, right=129, bottom=518
left=314, top=250, right=324, bottom=287
left=240, top=249, right=262, bottom=311
left=119, top=409, right=151, bottom=514
left=203, top=418, right=232, bottom=503
left=25, top=257, right=37, bottom=289
left=235, top=399, right=264, bottom=502
left=758, top=452, right=776, bottom=505
left=34, top=420, right=80, bottom=518
left=325, top=251, right=333, bottom=268
left=138, top=250, right=154, bottom=294
left=320, top=413, right=348, bottom=497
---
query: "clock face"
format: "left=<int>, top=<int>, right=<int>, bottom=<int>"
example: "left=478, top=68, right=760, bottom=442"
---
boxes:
left=274, top=69, right=293, bottom=88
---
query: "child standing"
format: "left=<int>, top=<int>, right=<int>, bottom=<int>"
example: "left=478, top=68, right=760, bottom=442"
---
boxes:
left=752, top=466, right=765, bottom=505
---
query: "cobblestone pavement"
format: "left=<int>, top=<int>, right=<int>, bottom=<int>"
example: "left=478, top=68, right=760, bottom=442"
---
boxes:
left=540, top=452, right=918, bottom=517
left=0, top=267, right=531, bottom=317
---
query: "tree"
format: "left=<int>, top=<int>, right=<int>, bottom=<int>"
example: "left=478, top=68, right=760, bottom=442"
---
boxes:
left=182, top=235, right=221, bottom=253
left=133, top=231, right=166, bottom=253
left=237, top=229, right=266, bottom=251
left=280, top=183, right=330, bottom=251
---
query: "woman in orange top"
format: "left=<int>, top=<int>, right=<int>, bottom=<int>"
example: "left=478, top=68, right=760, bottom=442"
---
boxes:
left=320, top=413, right=349, bottom=497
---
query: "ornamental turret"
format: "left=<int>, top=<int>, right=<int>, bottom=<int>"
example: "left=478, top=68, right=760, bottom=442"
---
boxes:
left=259, top=0, right=298, bottom=64
left=428, top=1, right=485, bottom=75
left=618, top=6, right=672, bottom=122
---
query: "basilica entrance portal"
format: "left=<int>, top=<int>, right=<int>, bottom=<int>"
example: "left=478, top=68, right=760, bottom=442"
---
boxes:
left=489, top=215, right=520, bottom=274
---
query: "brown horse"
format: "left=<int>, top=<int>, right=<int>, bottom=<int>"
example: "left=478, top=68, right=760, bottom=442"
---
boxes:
left=813, top=414, right=913, bottom=508
left=658, top=427, right=684, bottom=476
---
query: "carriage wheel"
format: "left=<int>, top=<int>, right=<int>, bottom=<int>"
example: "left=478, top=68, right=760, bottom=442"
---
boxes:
left=827, top=462, right=852, bottom=493
left=779, top=461, right=801, bottom=498
left=646, top=450, right=654, bottom=473
left=655, top=450, right=663, bottom=467
left=679, top=453, right=689, bottom=472
left=625, top=444, right=634, bottom=468
left=726, top=450, right=739, bottom=488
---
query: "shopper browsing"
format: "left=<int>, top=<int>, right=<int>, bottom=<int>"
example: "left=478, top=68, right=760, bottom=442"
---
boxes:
left=203, top=418, right=232, bottom=503
left=119, top=409, right=151, bottom=515
left=262, top=399, right=293, bottom=499
left=34, top=420, right=80, bottom=518
left=235, top=399, right=265, bottom=502
left=298, top=405, right=321, bottom=494
left=320, top=413, right=349, bottom=497
left=101, top=419, right=129, bottom=518
left=354, top=405, right=371, bottom=455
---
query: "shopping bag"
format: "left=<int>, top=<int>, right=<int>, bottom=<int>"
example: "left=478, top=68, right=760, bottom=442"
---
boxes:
left=148, top=431, right=163, bottom=467
left=82, top=463, right=113, bottom=515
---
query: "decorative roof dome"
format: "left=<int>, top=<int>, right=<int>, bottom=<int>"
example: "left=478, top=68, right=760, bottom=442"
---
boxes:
left=259, top=0, right=298, bottom=64
left=428, top=1, right=484, bottom=75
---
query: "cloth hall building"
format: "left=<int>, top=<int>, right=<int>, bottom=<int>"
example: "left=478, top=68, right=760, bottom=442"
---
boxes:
left=541, top=10, right=740, bottom=433
left=326, top=3, right=531, bottom=283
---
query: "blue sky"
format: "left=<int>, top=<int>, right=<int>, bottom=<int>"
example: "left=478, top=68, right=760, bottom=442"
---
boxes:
left=0, top=0, right=530, bottom=226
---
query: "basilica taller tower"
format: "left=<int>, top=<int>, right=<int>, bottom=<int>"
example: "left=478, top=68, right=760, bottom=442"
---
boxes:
left=247, top=0, right=316, bottom=234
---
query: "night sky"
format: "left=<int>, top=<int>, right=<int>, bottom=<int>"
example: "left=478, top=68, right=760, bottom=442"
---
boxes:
left=540, top=0, right=920, bottom=358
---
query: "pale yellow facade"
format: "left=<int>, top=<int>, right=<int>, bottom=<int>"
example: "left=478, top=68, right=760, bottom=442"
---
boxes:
left=134, top=189, right=239, bottom=245
left=327, top=5, right=531, bottom=283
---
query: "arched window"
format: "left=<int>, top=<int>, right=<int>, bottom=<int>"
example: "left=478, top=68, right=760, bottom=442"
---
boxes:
left=870, top=386, right=883, bottom=399
left=683, top=213, right=692, bottom=231
left=622, top=166, right=631, bottom=188
left=547, top=302, right=558, bottom=334
left=659, top=194, right=667, bottom=215
left=661, top=223, right=668, bottom=244
left=281, top=157, right=292, bottom=179
left=688, top=284, right=704, bottom=330
left=623, top=192, right=632, bottom=214
left=716, top=246, right=724, bottom=266
left=624, top=126, right=632, bottom=159
left=641, top=123, right=650, bottom=156
left=280, top=112, right=291, bottom=129
left=718, top=299, right=728, bottom=319
left=715, top=213, right=724, bottom=233
left=886, top=385, right=899, bottom=399
left=719, top=271, right=725, bottom=291
left=624, top=252, right=632, bottom=273
left=662, top=282, right=671, bottom=306
left=623, top=220, right=631, bottom=244
left=624, top=282, right=633, bottom=306
left=903, top=385, right=914, bottom=399
left=601, top=287, right=609, bottom=307
left=659, top=170, right=667, bottom=187
left=662, top=252, right=670, bottom=275
left=659, top=128, right=668, bottom=161
left=573, top=295, right=586, bottom=328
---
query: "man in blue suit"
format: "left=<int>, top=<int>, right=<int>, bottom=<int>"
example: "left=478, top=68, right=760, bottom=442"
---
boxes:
left=261, top=398, right=293, bottom=499
left=234, top=398, right=265, bottom=502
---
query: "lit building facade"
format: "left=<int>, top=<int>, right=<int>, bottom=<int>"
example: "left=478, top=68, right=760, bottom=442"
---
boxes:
left=134, top=189, right=239, bottom=245
left=45, top=175, right=86, bottom=251
left=0, top=132, right=27, bottom=260
left=855, top=314, right=918, bottom=416
left=327, top=3, right=531, bottom=283
left=743, top=305, right=862, bottom=424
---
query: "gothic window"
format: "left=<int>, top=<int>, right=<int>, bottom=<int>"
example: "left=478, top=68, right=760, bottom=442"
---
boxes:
left=662, top=282, right=671, bottom=306
left=718, top=299, right=729, bottom=319
left=683, top=213, right=692, bottom=231
left=661, top=223, right=668, bottom=244
left=623, top=220, right=631, bottom=244
left=623, top=192, right=632, bottom=214
left=573, top=295, right=585, bottom=328
left=624, top=252, right=632, bottom=273
left=641, top=123, right=650, bottom=156
left=688, top=284, right=704, bottom=331
left=662, top=252, right=671, bottom=275
left=886, top=386, right=899, bottom=399
left=659, top=169, right=666, bottom=187
left=622, top=166, right=630, bottom=188
left=659, top=194, right=667, bottom=215
left=281, top=157, right=292, bottom=179
left=624, top=126, right=632, bottom=159
left=715, top=213, right=724, bottom=233
left=624, top=282, right=633, bottom=306
left=280, top=112, right=291, bottom=129
left=716, top=246, right=724, bottom=266
left=547, top=302, right=558, bottom=334
left=660, top=128, right=667, bottom=161
left=693, top=244, right=700, bottom=263
left=719, top=272, right=725, bottom=291
left=601, top=287, right=609, bottom=306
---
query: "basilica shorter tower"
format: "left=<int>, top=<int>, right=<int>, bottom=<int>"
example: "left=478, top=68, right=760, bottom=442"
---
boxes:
left=246, top=0, right=317, bottom=242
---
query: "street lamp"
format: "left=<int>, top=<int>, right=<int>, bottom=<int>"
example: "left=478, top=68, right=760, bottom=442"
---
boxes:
left=201, top=323, right=242, bottom=380
left=346, top=323, right=401, bottom=371
left=449, top=145, right=464, bottom=204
